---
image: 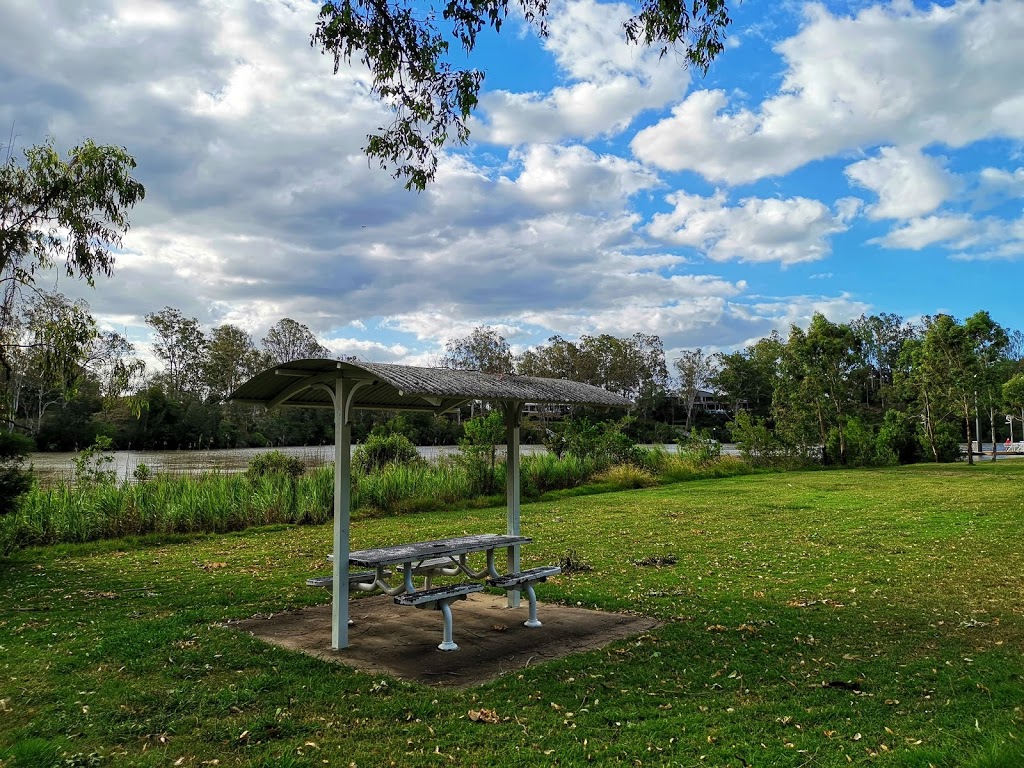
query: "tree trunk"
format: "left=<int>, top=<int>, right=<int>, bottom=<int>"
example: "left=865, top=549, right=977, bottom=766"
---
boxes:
left=989, top=407, right=997, bottom=461
left=964, top=404, right=974, bottom=465
left=922, top=391, right=939, bottom=462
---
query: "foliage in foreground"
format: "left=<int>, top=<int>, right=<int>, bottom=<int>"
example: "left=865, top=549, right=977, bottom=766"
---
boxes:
left=0, top=448, right=751, bottom=552
left=0, top=432, right=33, bottom=515
left=1, top=463, right=1023, bottom=767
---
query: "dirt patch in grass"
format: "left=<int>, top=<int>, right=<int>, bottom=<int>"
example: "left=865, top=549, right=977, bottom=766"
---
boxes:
left=228, top=593, right=659, bottom=687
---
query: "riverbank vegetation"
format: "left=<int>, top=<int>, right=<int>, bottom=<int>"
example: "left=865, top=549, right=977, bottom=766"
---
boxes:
left=2, top=463, right=1022, bottom=766
left=0, top=427, right=752, bottom=553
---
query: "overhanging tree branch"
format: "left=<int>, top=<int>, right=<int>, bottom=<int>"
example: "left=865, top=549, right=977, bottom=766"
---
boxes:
left=311, top=0, right=731, bottom=190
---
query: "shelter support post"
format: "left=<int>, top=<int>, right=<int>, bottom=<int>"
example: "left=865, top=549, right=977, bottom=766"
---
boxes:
left=327, top=377, right=370, bottom=650
left=504, top=401, right=523, bottom=608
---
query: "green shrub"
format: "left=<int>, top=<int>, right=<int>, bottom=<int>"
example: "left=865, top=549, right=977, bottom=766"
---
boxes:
left=546, top=417, right=643, bottom=469
left=353, top=432, right=421, bottom=474
left=246, top=450, right=305, bottom=480
left=920, top=420, right=963, bottom=463
left=521, top=452, right=594, bottom=495
left=595, top=463, right=658, bottom=490
left=875, top=410, right=921, bottom=465
left=73, top=436, right=117, bottom=486
left=675, top=429, right=721, bottom=469
left=0, top=431, right=34, bottom=516
left=826, top=416, right=876, bottom=467
left=458, top=412, right=505, bottom=496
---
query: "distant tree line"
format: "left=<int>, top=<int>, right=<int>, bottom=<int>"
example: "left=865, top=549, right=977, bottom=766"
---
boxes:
left=3, top=293, right=1023, bottom=465
left=708, top=312, right=1024, bottom=466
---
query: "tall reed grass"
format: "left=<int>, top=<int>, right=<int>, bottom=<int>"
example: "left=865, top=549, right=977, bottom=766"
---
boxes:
left=2, top=450, right=752, bottom=552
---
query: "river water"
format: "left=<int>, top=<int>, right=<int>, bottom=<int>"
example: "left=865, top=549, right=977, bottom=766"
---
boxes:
left=29, top=441, right=1013, bottom=486
left=28, top=443, right=753, bottom=486
left=28, top=443, right=550, bottom=486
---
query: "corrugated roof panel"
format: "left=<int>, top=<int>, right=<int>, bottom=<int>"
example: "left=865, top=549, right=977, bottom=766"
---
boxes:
left=230, top=359, right=631, bottom=411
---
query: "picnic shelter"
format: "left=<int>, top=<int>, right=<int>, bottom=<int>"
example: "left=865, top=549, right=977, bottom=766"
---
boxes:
left=230, top=359, right=631, bottom=650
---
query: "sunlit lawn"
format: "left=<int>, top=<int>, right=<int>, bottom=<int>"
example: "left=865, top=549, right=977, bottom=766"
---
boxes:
left=2, top=461, right=1023, bottom=767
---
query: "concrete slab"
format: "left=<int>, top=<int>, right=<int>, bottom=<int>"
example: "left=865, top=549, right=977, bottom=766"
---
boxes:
left=228, top=593, right=660, bottom=688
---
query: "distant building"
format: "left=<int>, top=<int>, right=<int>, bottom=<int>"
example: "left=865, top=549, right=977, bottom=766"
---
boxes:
left=691, top=388, right=730, bottom=415
left=521, top=402, right=572, bottom=420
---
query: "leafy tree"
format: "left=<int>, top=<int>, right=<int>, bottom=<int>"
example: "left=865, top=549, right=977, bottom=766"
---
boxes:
left=894, top=337, right=945, bottom=463
left=311, top=0, right=731, bottom=190
left=88, top=330, right=146, bottom=409
left=13, top=291, right=98, bottom=434
left=964, top=311, right=1009, bottom=456
left=1004, top=373, right=1024, bottom=439
left=712, top=333, right=784, bottom=419
left=617, top=333, right=669, bottom=416
left=203, top=324, right=262, bottom=403
left=1005, top=329, right=1024, bottom=362
left=673, top=348, right=717, bottom=431
left=518, top=335, right=584, bottom=381
left=262, top=318, right=330, bottom=364
left=851, top=313, right=917, bottom=408
left=774, top=314, right=863, bottom=464
left=519, top=332, right=666, bottom=406
left=443, top=326, right=513, bottom=374
left=145, top=307, right=207, bottom=399
left=916, top=314, right=982, bottom=464
left=0, top=138, right=144, bottom=381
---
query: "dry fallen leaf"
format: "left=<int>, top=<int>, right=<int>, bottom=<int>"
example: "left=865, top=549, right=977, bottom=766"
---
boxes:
left=468, top=708, right=500, bottom=724
left=492, top=624, right=508, bottom=632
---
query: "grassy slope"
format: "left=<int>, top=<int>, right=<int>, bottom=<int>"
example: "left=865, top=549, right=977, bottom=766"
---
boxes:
left=1, top=462, right=1023, bottom=767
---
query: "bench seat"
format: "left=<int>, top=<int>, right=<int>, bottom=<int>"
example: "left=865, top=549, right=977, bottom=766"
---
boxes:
left=487, top=565, right=561, bottom=628
left=393, top=582, right=483, bottom=651
left=393, top=582, right=483, bottom=606
left=487, top=565, right=561, bottom=589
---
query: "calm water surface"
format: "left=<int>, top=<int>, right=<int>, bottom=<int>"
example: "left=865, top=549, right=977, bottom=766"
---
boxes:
left=29, top=442, right=752, bottom=486
left=28, top=444, right=552, bottom=485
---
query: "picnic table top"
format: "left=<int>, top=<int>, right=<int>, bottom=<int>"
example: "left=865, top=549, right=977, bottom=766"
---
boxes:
left=349, top=534, right=531, bottom=568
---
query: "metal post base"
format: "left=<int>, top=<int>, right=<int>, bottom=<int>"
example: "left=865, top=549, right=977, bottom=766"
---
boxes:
left=438, top=601, right=459, bottom=651
left=524, top=584, right=542, bottom=627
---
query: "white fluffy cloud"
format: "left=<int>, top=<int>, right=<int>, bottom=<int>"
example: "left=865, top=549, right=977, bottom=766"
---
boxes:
left=875, top=211, right=1024, bottom=261
left=845, top=147, right=956, bottom=220
left=648, top=190, right=860, bottom=265
left=632, top=1, right=1024, bottom=184
left=508, top=144, right=660, bottom=212
left=977, top=166, right=1024, bottom=208
left=475, top=0, right=686, bottom=145
left=874, top=214, right=976, bottom=250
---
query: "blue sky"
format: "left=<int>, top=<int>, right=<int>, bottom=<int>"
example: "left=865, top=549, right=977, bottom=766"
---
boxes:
left=1, top=0, right=1022, bottom=372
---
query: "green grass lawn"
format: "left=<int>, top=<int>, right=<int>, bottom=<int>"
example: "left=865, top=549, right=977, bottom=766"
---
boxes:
left=2, top=462, right=1023, bottom=767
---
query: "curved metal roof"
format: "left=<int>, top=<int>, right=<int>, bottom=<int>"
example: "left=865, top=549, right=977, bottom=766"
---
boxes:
left=229, top=359, right=632, bottom=413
